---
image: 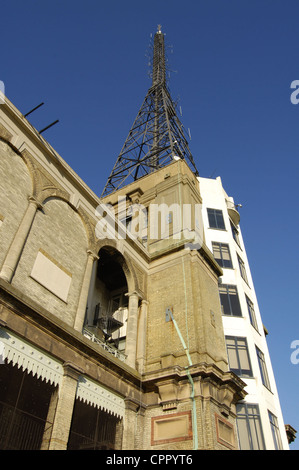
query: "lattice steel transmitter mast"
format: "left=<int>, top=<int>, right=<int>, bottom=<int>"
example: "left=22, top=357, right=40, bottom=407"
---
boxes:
left=101, top=25, right=199, bottom=198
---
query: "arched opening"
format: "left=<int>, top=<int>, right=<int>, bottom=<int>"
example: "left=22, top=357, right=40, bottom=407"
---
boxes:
left=84, top=247, right=129, bottom=356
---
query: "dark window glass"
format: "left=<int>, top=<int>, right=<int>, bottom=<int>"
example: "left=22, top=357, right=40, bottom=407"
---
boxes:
left=230, top=221, right=241, bottom=246
left=256, top=346, right=271, bottom=391
left=236, top=403, right=265, bottom=450
left=268, top=411, right=283, bottom=450
left=237, top=254, right=249, bottom=284
left=212, top=242, right=233, bottom=268
left=245, top=295, right=259, bottom=331
left=219, top=284, right=242, bottom=317
left=207, top=208, right=225, bottom=230
left=225, top=336, right=253, bottom=378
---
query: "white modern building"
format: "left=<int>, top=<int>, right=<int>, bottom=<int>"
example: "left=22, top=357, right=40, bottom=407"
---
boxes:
left=199, top=175, right=289, bottom=450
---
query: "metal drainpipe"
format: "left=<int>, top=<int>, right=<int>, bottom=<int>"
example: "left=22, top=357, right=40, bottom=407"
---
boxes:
left=169, top=311, right=199, bottom=450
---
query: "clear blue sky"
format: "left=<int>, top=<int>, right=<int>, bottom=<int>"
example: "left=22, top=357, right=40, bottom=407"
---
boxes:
left=1, top=0, right=299, bottom=449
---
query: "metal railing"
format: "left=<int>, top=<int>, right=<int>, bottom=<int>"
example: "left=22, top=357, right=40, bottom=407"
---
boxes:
left=83, top=328, right=127, bottom=362
left=0, top=401, right=46, bottom=450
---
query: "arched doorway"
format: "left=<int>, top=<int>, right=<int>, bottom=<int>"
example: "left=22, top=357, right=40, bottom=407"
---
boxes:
left=84, top=247, right=129, bottom=356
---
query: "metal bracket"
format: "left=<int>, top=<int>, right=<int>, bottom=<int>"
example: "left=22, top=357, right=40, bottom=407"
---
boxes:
left=165, top=307, right=173, bottom=322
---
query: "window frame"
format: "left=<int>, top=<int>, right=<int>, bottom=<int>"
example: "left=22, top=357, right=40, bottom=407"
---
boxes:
left=225, top=335, right=253, bottom=378
left=256, top=346, right=271, bottom=391
left=207, top=208, right=226, bottom=230
left=236, top=403, right=266, bottom=450
left=219, top=284, right=242, bottom=317
left=230, top=220, right=241, bottom=248
left=212, top=242, right=233, bottom=269
left=237, top=254, right=249, bottom=284
left=245, top=295, right=259, bottom=331
left=268, top=410, right=283, bottom=450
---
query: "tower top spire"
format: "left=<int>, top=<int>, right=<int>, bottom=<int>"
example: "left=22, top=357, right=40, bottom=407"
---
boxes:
left=152, top=25, right=166, bottom=87
left=101, top=28, right=199, bottom=198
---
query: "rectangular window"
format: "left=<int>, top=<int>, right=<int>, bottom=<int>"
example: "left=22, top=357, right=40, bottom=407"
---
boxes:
left=236, top=403, right=265, bottom=450
left=212, top=242, right=233, bottom=268
left=207, top=208, right=225, bottom=230
left=256, top=346, right=271, bottom=390
left=237, top=254, right=249, bottom=284
left=230, top=221, right=241, bottom=247
left=225, top=336, right=253, bottom=377
left=268, top=411, right=283, bottom=450
left=246, top=295, right=259, bottom=331
left=219, top=284, right=242, bottom=317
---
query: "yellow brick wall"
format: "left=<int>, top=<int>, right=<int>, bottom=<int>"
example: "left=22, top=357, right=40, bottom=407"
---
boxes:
left=0, top=141, right=32, bottom=268
left=12, top=197, right=88, bottom=325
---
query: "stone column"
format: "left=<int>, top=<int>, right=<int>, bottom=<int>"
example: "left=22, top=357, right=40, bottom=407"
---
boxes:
left=136, top=299, right=148, bottom=373
left=0, top=196, right=42, bottom=282
left=114, top=419, right=124, bottom=450
left=48, top=362, right=83, bottom=451
left=125, top=291, right=140, bottom=369
left=122, top=397, right=140, bottom=450
left=40, top=388, right=59, bottom=450
left=73, top=250, right=98, bottom=332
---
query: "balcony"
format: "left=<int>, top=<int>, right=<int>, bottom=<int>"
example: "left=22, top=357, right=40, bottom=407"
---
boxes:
left=83, top=328, right=127, bottom=362
left=226, top=198, right=240, bottom=225
left=83, top=307, right=128, bottom=363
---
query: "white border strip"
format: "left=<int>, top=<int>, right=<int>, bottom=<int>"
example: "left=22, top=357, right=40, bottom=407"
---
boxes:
left=0, top=328, right=63, bottom=386
left=76, top=376, right=125, bottom=419
left=0, top=328, right=125, bottom=418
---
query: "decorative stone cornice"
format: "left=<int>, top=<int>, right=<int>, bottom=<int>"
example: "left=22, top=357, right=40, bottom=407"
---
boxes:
left=142, top=362, right=247, bottom=411
left=124, top=396, right=142, bottom=413
left=63, top=361, right=85, bottom=380
left=157, top=378, right=179, bottom=410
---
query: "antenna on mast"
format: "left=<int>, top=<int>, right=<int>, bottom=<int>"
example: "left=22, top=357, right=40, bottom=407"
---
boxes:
left=101, top=27, right=199, bottom=197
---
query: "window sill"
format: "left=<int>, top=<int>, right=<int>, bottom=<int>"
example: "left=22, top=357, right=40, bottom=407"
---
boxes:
left=222, top=314, right=243, bottom=318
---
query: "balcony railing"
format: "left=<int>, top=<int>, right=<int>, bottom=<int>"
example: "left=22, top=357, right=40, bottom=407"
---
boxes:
left=83, top=328, right=127, bottom=363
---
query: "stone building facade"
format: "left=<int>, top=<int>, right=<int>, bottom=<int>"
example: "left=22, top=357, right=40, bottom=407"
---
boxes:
left=0, top=95, right=249, bottom=450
